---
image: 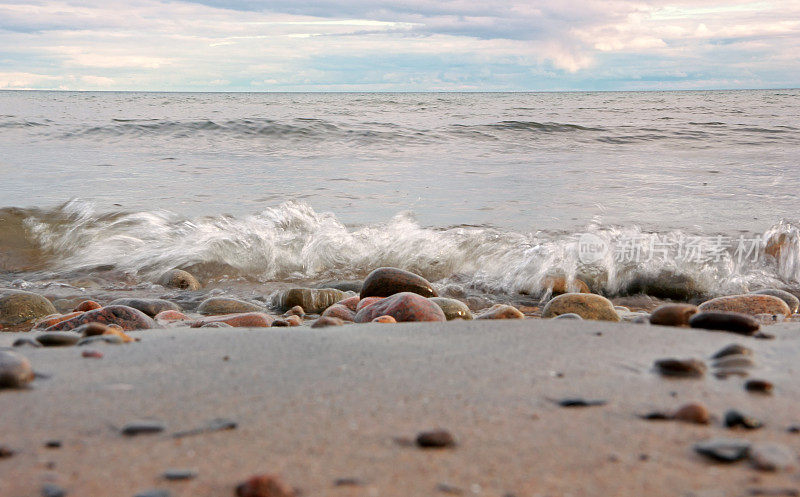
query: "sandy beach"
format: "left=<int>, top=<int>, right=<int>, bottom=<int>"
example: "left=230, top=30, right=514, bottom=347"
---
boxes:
left=2, top=319, right=798, bottom=497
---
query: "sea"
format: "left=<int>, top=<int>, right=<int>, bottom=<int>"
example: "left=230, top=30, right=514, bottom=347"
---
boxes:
left=1, top=90, right=799, bottom=304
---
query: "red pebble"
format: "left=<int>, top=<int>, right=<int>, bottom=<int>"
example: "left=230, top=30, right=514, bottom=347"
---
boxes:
left=356, top=297, right=383, bottom=312
left=372, top=315, right=397, bottom=323
left=191, top=312, right=275, bottom=328
left=74, top=300, right=102, bottom=312
left=336, top=295, right=360, bottom=312
left=154, top=310, right=189, bottom=323
left=235, top=474, right=296, bottom=497
left=81, top=350, right=104, bottom=359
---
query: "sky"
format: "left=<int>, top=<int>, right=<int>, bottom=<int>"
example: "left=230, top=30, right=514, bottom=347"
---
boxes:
left=0, top=0, right=798, bottom=91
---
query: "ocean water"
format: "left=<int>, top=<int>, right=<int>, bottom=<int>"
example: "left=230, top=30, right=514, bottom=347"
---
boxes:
left=1, top=90, right=799, bottom=301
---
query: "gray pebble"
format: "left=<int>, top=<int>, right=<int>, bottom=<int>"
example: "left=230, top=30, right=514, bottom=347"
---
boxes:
left=41, top=484, right=67, bottom=497
left=724, top=410, right=763, bottom=430
left=77, top=334, right=124, bottom=346
left=750, top=443, right=796, bottom=471
left=36, top=332, right=81, bottom=347
left=712, top=355, right=756, bottom=369
left=12, top=337, right=42, bottom=348
left=121, top=421, right=165, bottom=436
left=552, top=313, right=583, bottom=320
left=694, top=438, right=751, bottom=463
left=163, top=469, right=198, bottom=481
left=133, top=490, right=171, bottom=497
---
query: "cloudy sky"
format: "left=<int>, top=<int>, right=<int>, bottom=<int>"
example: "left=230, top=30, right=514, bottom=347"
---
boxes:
left=1, top=0, right=798, bottom=91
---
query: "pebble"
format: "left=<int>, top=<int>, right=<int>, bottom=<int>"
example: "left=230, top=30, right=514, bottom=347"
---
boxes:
left=334, top=296, right=359, bottom=312
left=271, top=319, right=289, bottom=327
left=654, top=358, right=707, bottom=378
left=436, top=483, right=464, bottom=494
left=35, top=332, right=81, bottom=347
left=672, top=402, right=710, bottom=424
left=45, top=305, right=156, bottom=331
left=698, top=294, right=791, bottom=317
left=745, top=379, right=774, bottom=394
left=416, top=429, right=457, bottom=449
left=276, top=288, right=348, bottom=314
left=74, top=322, right=112, bottom=336
left=154, top=310, right=190, bottom=324
left=12, top=337, right=42, bottom=348
left=429, top=297, right=473, bottom=320
left=624, top=271, right=701, bottom=301
left=0, top=290, right=58, bottom=327
left=45, top=439, right=61, bottom=448
left=541, top=293, right=620, bottom=321
left=33, top=312, right=84, bottom=330
left=108, top=298, right=181, bottom=318
left=320, top=304, right=356, bottom=322
left=191, top=312, right=275, bottom=328
left=133, top=490, right=171, bottom=497
left=333, top=478, right=364, bottom=487
left=199, top=322, right=233, bottom=328
left=557, top=398, right=607, bottom=408
left=157, top=269, right=201, bottom=291
left=750, top=443, right=796, bottom=471
left=712, top=355, right=756, bottom=369
left=77, top=335, right=124, bottom=346
left=354, top=292, right=446, bottom=323
left=714, top=368, right=750, bottom=379
left=172, top=418, right=237, bottom=438
left=371, top=315, right=397, bottom=323
left=284, top=315, right=302, bottom=326
left=689, top=311, right=761, bottom=335
left=73, top=300, right=102, bottom=312
left=163, top=469, right=198, bottom=481
left=81, top=349, right=103, bottom=359
left=235, top=474, right=296, bottom=497
left=475, top=304, right=524, bottom=320
left=725, top=409, right=763, bottom=429
left=356, top=296, right=383, bottom=312
left=315, top=280, right=363, bottom=293
left=749, top=289, right=800, bottom=314
left=754, top=331, right=775, bottom=340
left=41, top=483, right=67, bottom=497
left=0, top=445, right=15, bottom=458
left=694, top=438, right=751, bottom=463
left=283, top=305, right=306, bottom=317
left=648, top=304, right=698, bottom=327
left=787, top=425, right=800, bottom=433
left=553, top=313, right=583, bottom=320
left=712, top=343, right=753, bottom=359
left=311, top=316, right=345, bottom=328
left=360, top=267, right=438, bottom=299
left=121, top=421, right=165, bottom=436
left=197, top=297, right=265, bottom=315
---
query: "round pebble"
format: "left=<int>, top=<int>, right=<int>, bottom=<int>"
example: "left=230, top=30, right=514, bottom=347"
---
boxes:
left=745, top=379, right=774, bottom=394
left=694, top=438, right=751, bottom=463
left=711, top=343, right=752, bottom=359
left=689, top=311, right=761, bottom=335
left=415, top=429, right=456, bottom=449
left=36, top=332, right=81, bottom=347
left=0, top=350, right=35, bottom=389
left=672, top=402, right=710, bottom=424
left=654, top=358, right=707, bottom=378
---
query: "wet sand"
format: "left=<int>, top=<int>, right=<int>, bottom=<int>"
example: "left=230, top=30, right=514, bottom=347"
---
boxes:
left=1, top=319, right=799, bottom=496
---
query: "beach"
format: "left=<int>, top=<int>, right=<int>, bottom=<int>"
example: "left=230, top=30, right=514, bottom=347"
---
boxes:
left=1, top=319, right=799, bottom=497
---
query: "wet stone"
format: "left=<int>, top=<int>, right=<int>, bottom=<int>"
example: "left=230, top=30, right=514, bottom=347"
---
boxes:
left=672, top=403, right=710, bottom=424
left=649, top=304, right=699, bottom=327
left=698, top=294, right=791, bottom=318
left=271, top=319, right=289, bottom=327
left=277, top=288, right=348, bottom=314
left=694, top=438, right=751, bottom=463
left=121, top=421, right=165, bottom=436
left=192, top=312, right=274, bottom=328
left=689, top=311, right=761, bottom=335
left=157, top=269, right=201, bottom=291
left=311, top=316, right=345, bottom=328
left=416, top=429, right=456, bottom=449
left=315, top=280, right=363, bottom=293
left=45, top=305, right=155, bottom=331
left=541, top=293, right=620, bottom=321
left=539, top=276, right=591, bottom=296
left=283, top=305, right=305, bottom=317
left=360, top=267, right=438, bottom=299
left=35, top=332, right=81, bottom=347
left=0, top=350, right=35, bottom=390
left=750, top=443, right=796, bottom=472
left=74, top=300, right=102, bottom=312
left=725, top=409, right=763, bottom=430
left=235, top=474, right=296, bottom=497
left=745, top=379, right=774, bottom=394
left=197, top=297, right=264, bottom=316
left=712, top=343, right=753, bottom=359
left=0, top=291, right=58, bottom=327
left=320, top=303, right=355, bottom=322
left=354, top=292, right=446, bottom=323
left=108, top=298, right=181, bottom=318
left=163, top=469, right=198, bottom=481
left=372, top=315, right=397, bottom=323
left=750, top=289, right=800, bottom=314
left=475, top=304, right=524, bottom=320
left=430, top=297, right=473, bottom=320
left=654, top=358, right=707, bottom=378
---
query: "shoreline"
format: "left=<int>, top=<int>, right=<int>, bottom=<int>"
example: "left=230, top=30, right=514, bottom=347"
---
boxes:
left=2, top=319, right=799, bottom=496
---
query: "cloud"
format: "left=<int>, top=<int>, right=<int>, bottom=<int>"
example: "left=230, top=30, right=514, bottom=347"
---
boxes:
left=0, top=0, right=797, bottom=90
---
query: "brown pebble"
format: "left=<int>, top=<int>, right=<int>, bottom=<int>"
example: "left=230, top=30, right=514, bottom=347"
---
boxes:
left=689, top=311, right=761, bottom=335
left=271, top=319, right=289, bottom=327
left=371, top=315, right=397, bottom=323
left=654, top=358, right=707, bottom=378
left=333, top=478, right=364, bottom=487
left=74, top=300, right=102, bottom=312
left=754, top=332, right=775, bottom=340
left=0, top=445, right=15, bottom=458
left=284, top=315, right=302, bottom=326
left=235, top=474, right=296, bottom=497
left=671, top=402, right=710, bottom=424
left=745, top=379, right=774, bottom=394
left=416, top=429, right=456, bottom=449
left=0, top=350, right=35, bottom=389
left=283, top=305, right=305, bottom=317
left=649, top=304, right=698, bottom=327
left=712, top=343, right=753, bottom=359
left=81, top=349, right=103, bottom=359
left=311, top=316, right=345, bottom=328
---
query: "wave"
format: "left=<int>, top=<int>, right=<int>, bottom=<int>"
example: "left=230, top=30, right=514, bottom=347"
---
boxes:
left=1, top=201, right=799, bottom=301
